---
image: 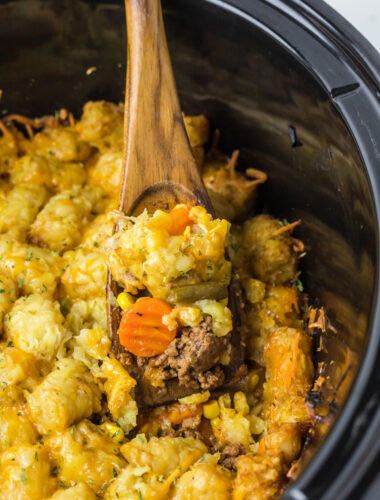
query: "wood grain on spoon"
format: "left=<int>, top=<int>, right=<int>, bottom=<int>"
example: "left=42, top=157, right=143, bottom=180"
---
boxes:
left=120, top=0, right=212, bottom=216
left=107, top=0, right=244, bottom=408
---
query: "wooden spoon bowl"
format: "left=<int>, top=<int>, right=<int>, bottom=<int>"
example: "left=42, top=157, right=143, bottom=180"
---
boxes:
left=107, top=0, right=244, bottom=408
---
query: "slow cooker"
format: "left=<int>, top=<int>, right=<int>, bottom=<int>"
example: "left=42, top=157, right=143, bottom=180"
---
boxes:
left=0, top=0, right=379, bottom=498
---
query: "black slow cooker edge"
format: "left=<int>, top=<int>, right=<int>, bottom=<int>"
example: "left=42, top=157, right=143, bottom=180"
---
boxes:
left=248, top=1, right=380, bottom=499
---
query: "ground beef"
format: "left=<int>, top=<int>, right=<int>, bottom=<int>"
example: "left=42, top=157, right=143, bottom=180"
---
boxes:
left=146, top=317, right=229, bottom=389
left=219, top=443, right=246, bottom=469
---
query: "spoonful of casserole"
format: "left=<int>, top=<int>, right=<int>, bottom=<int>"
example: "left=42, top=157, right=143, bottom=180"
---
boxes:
left=106, top=0, right=245, bottom=408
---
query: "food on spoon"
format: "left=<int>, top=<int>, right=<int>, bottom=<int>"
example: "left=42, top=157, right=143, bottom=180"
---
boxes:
left=103, top=204, right=245, bottom=402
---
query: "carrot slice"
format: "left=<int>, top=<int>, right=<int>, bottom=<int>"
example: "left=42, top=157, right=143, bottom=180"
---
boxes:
left=167, top=205, right=193, bottom=235
left=118, top=298, right=177, bottom=357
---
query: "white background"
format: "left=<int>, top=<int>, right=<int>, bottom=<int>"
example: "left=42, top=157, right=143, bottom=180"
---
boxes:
left=325, top=0, right=380, bottom=51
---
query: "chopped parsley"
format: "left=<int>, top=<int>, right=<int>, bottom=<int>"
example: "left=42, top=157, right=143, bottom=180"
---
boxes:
left=295, top=279, right=304, bottom=292
left=20, top=468, right=27, bottom=484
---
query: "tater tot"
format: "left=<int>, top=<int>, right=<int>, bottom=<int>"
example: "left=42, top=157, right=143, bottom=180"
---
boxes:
left=0, top=444, right=56, bottom=499
left=27, top=359, right=101, bottom=434
left=0, top=183, right=48, bottom=241
left=263, top=327, right=313, bottom=425
left=30, top=186, right=102, bottom=252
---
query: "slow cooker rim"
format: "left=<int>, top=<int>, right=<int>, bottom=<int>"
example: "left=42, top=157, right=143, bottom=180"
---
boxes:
left=201, top=0, right=380, bottom=498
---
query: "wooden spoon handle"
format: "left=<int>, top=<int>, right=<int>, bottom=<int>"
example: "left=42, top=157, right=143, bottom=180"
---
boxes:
left=121, top=0, right=211, bottom=215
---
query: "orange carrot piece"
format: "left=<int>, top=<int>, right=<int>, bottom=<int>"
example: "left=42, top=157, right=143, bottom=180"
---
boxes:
left=118, top=298, right=177, bottom=357
left=167, top=205, right=193, bottom=235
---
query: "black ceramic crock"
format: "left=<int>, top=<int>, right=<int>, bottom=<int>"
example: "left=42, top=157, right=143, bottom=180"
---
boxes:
left=0, top=0, right=379, bottom=498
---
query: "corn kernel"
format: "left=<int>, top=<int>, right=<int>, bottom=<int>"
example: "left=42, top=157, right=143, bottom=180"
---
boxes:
left=99, top=422, right=125, bottom=443
left=248, top=371, right=260, bottom=390
left=179, top=390, right=210, bottom=405
left=117, top=292, right=134, bottom=310
left=251, top=403, right=262, bottom=416
left=210, top=417, right=220, bottom=428
left=218, top=393, right=231, bottom=409
left=247, top=414, right=266, bottom=435
left=233, top=391, right=250, bottom=416
left=184, top=225, right=191, bottom=236
left=203, top=400, right=220, bottom=419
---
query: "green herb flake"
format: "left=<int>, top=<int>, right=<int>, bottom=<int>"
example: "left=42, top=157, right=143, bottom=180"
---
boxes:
left=41, top=284, right=47, bottom=293
left=138, top=490, right=144, bottom=500
left=26, top=250, right=33, bottom=262
left=17, top=277, right=24, bottom=288
left=34, top=452, right=39, bottom=462
left=59, top=480, right=69, bottom=489
left=2, top=381, right=7, bottom=391
left=20, top=468, right=27, bottom=484
left=300, top=251, right=307, bottom=258
left=113, top=468, right=118, bottom=478
left=0, top=289, right=5, bottom=294
left=7, top=340, right=13, bottom=347
left=48, top=150, right=55, bottom=156
left=93, top=241, right=99, bottom=248
left=137, top=434, right=145, bottom=444
left=295, top=279, right=304, bottom=292
left=158, top=475, right=165, bottom=483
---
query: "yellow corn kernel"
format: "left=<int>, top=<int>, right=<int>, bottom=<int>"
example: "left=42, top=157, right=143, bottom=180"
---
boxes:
left=251, top=403, right=262, bottom=416
left=117, top=292, right=134, bottom=310
left=248, top=371, right=260, bottom=390
left=203, top=400, right=220, bottom=419
left=247, top=414, right=266, bottom=435
left=210, top=417, right=220, bottom=428
left=99, top=422, right=125, bottom=443
left=184, top=225, right=191, bottom=236
left=179, top=390, right=210, bottom=405
left=233, top=391, right=250, bottom=416
left=218, top=393, right=231, bottom=409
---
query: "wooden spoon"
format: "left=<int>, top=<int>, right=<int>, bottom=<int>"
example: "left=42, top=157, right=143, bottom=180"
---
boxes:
left=107, top=0, right=244, bottom=408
